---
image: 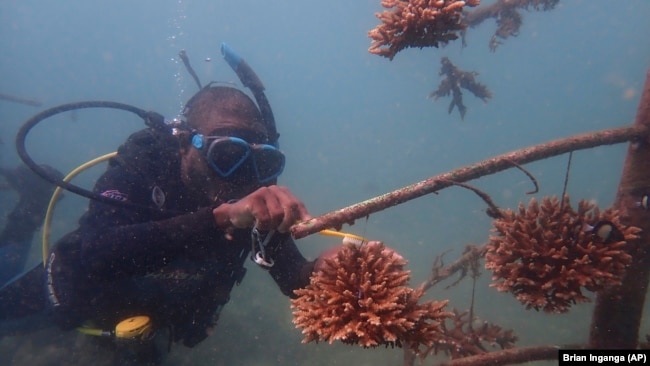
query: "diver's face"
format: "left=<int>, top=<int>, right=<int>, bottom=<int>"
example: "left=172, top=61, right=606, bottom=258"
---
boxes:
left=181, top=113, right=270, bottom=205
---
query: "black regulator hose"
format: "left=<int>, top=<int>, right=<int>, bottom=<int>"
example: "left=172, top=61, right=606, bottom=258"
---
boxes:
left=15, top=100, right=166, bottom=210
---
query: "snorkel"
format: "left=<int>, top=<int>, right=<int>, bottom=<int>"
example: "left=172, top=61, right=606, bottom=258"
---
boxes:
left=220, top=42, right=279, bottom=148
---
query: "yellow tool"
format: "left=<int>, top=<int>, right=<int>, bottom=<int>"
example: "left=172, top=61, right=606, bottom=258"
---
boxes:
left=318, top=229, right=368, bottom=246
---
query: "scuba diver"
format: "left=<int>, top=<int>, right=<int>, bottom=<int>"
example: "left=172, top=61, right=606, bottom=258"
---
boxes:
left=2, top=44, right=338, bottom=365
left=0, top=163, right=62, bottom=286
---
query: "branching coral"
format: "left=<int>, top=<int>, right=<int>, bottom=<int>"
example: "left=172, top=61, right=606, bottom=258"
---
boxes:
left=422, top=308, right=518, bottom=359
left=428, top=57, right=492, bottom=119
left=368, top=0, right=481, bottom=60
left=291, top=241, right=452, bottom=354
left=463, top=0, right=561, bottom=51
left=485, top=196, right=641, bottom=313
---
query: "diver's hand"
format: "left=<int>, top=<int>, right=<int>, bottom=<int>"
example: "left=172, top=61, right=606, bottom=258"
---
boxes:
left=212, top=185, right=310, bottom=233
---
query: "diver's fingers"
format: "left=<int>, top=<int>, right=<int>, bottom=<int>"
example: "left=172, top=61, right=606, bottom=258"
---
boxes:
left=270, top=186, right=310, bottom=233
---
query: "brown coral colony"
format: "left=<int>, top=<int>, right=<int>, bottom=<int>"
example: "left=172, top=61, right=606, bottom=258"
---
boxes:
left=291, top=241, right=452, bottom=353
left=485, top=196, right=640, bottom=313
left=368, top=0, right=480, bottom=60
left=429, top=57, right=492, bottom=119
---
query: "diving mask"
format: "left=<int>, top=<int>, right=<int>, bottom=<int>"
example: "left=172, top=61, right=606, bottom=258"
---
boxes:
left=192, top=134, right=285, bottom=183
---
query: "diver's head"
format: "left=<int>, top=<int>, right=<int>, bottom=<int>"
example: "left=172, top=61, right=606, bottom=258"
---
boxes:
left=179, top=85, right=285, bottom=204
left=183, top=85, right=268, bottom=142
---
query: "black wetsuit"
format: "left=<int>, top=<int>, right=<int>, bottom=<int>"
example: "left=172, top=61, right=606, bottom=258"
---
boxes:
left=46, top=128, right=314, bottom=347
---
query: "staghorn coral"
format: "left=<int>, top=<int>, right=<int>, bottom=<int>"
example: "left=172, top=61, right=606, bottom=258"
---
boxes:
left=428, top=57, right=492, bottom=119
left=485, top=196, right=641, bottom=313
left=368, top=0, right=480, bottom=60
left=291, top=241, right=452, bottom=354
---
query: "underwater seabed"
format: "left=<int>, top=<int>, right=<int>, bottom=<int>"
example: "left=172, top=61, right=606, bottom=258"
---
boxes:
left=0, top=262, right=595, bottom=366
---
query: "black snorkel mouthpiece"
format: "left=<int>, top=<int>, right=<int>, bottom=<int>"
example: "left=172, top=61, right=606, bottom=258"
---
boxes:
left=221, top=42, right=279, bottom=147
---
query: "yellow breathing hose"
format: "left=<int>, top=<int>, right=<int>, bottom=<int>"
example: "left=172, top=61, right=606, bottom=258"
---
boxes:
left=76, top=326, right=108, bottom=337
left=41, top=152, right=117, bottom=265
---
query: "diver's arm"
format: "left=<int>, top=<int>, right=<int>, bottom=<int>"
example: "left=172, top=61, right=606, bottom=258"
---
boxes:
left=266, top=234, right=315, bottom=297
left=78, top=206, right=224, bottom=278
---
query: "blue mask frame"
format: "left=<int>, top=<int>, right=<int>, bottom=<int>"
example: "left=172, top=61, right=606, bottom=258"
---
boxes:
left=192, top=134, right=285, bottom=183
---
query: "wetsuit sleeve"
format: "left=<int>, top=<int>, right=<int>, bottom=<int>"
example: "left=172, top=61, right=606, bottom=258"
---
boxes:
left=266, top=233, right=315, bottom=297
left=78, top=204, right=220, bottom=279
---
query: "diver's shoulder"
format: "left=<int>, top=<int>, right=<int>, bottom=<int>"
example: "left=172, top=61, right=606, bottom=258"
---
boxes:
left=117, top=128, right=176, bottom=157
left=125, top=127, right=172, bottom=147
